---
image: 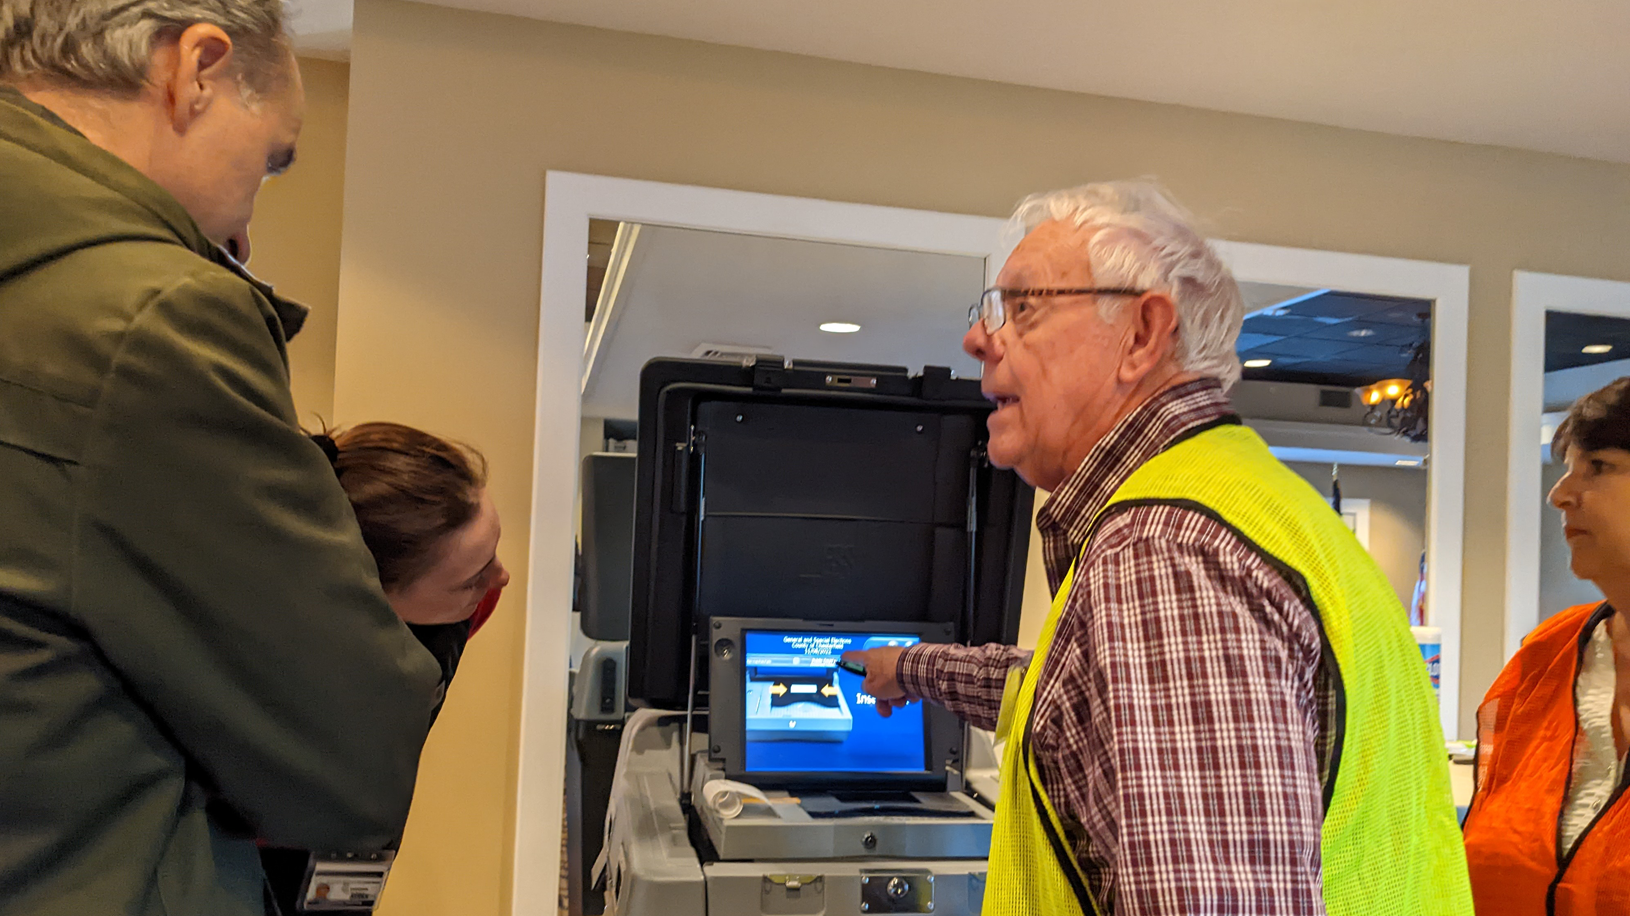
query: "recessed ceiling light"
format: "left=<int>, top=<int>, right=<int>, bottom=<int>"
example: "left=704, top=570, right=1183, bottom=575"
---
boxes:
left=1582, top=344, right=1613, bottom=354
left=819, top=322, right=861, bottom=334
left=1243, top=358, right=1273, bottom=368
left=1395, top=459, right=1422, bottom=467
left=1347, top=328, right=1376, bottom=338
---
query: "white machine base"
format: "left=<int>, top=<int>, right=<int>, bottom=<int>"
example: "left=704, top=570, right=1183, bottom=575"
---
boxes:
left=600, top=720, right=996, bottom=916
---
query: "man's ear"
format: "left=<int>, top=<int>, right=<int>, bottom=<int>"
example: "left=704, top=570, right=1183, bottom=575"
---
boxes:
left=1118, top=292, right=1181, bottom=385
left=160, top=23, right=239, bottom=133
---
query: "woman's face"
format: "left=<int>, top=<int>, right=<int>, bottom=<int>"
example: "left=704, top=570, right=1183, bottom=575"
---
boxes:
left=1550, top=447, right=1630, bottom=588
left=385, top=489, right=510, bottom=626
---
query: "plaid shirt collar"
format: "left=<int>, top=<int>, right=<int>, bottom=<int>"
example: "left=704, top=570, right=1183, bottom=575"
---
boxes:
left=1035, top=377, right=1236, bottom=592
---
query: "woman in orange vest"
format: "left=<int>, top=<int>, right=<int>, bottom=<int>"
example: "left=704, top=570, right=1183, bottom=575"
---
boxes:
left=1464, top=377, right=1630, bottom=915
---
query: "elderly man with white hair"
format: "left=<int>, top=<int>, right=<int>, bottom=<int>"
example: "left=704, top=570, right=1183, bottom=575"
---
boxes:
left=846, top=182, right=1471, bottom=915
left=0, top=4, right=450, bottom=915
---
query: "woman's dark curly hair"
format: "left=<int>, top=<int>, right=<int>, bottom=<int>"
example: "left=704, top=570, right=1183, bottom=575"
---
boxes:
left=1552, top=377, right=1630, bottom=463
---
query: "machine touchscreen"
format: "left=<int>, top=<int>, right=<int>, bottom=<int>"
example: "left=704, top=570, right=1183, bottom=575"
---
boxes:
left=741, top=630, right=927, bottom=775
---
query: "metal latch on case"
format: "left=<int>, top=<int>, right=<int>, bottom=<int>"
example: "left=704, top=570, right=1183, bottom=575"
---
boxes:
left=860, top=871, right=935, bottom=913
left=762, top=874, right=825, bottom=914
left=764, top=874, right=822, bottom=890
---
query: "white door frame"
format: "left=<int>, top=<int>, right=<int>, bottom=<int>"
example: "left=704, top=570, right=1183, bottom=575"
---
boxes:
left=1505, top=272, right=1630, bottom=658
left=1212, top=241, right=1468, bottom=740
left=519, top=176, right=1473, bottom=912
left=517, top=172, right=1010, bottom=916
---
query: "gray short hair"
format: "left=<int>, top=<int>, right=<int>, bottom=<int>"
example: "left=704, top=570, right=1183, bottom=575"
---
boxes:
left=0, top=0, right=291, bottom=98
left=1009, top=180, right=1246, bottom=387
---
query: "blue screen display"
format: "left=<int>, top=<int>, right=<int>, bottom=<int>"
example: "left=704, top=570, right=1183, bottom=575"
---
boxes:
left=742, top=630, right=926, bottom=774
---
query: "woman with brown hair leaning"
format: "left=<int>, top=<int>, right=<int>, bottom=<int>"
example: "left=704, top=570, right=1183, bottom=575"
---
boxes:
left=1463, top=377, right=1630, bottom=914
left=264, top=422, right=509, bottom=915
left=320, top=422, right=510, bottom=636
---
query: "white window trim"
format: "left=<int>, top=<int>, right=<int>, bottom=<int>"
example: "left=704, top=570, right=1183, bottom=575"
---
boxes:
left=1213, top=240, right=1468, bottom=742
left=1505, top=272, right=1630, bottom=659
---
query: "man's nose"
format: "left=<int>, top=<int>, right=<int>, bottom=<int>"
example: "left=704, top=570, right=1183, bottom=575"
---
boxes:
left=964, top=322, right=999, bottom=364
left=494, top=561, right=512, bottom=590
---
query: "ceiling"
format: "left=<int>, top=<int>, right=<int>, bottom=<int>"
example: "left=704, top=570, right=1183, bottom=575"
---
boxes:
left=1542, top=312, right=1630, bottom=411
left=1238, top=291, right=1433, bottom=388
left=290, top=0, right=1630, bottom=163
left=1543, top=312, right=1630, bottom=373
left=287, top=0, right=352, bottom=59
left=580, top=222, right=1435, bottom=414
left=579, top=224, right=986, bottom=420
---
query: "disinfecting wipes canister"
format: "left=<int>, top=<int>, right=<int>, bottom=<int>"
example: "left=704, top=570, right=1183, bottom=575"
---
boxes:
left=1412, top=626, right=1442, bottom=702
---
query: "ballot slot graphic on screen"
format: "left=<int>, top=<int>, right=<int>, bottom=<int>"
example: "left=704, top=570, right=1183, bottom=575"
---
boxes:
left=742, top=630, right=926, bottom=774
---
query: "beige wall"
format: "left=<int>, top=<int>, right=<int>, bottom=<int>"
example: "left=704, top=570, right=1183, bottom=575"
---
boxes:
left=1285, top=463, right=1428, bottom=609
left=252, top=57, right=350, bottom=424
left=327, top=1, right=1630, bottom=913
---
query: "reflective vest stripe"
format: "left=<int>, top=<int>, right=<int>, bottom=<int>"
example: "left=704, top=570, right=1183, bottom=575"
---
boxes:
left=984, top=557, right=1100, bottom=916
left=1021, top=723, right=1095, bottom=913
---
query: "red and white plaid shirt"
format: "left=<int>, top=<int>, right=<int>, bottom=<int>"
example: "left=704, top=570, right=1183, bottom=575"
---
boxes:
left=899, top=378, right=1334, bottom=915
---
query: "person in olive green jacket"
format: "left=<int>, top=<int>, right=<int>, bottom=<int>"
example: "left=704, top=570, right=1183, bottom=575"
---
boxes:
left=0, top=4, right=452, bottom=915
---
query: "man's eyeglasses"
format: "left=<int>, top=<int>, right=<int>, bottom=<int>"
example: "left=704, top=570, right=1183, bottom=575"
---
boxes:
left=968, top=287, right=1147, bottom=335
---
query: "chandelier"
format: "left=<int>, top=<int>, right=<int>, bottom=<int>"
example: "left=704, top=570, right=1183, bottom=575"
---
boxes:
left=1357, top=338, right=1430, bottom=443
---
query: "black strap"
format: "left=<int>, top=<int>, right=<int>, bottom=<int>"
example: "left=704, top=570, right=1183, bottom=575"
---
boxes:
left=309, top=433, right=340, bottom=470
left=1022, top=721, right=1100, bottom=914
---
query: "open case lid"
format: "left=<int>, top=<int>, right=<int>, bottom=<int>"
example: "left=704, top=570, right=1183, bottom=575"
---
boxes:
left=628, top=356, right=1034, bottom=709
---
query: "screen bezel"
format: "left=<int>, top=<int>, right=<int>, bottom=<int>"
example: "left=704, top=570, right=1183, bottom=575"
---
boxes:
left=707, top=616, right=959, bottom=789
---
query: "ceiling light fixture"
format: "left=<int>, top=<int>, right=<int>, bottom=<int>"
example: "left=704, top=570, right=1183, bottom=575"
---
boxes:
left=819, top=322, right=861, bottom=334
left=1582, top=344, right=1613, bottom=354
left=1357, top=331, right=1432, bottom=443
left=1243, top=358, right=1273, bottom=368
left=1395, top=459, right=1422, bottom=467
left=1348, top=328, right=1376, bottom=338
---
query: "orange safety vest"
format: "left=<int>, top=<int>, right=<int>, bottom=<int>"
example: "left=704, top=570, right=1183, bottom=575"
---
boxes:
left=1464, top=602, right=1630, bottom=916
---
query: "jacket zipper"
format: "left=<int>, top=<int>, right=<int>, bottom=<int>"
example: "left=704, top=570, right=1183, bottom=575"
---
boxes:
left=1546, top=603, right=1623, bottom=915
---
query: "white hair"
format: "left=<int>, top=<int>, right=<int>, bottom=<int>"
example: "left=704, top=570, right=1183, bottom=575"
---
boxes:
left=1009, top=179, right=1246, bottom=387
left=0, top=0, right=291, bottom=99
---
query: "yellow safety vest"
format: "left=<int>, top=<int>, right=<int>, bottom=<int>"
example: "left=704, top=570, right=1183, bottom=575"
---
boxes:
left=984, top=422, right=1471, bottom=915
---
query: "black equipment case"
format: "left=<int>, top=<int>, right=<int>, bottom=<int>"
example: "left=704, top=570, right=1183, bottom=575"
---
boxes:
left=627, top=356, right=1034, bottom=713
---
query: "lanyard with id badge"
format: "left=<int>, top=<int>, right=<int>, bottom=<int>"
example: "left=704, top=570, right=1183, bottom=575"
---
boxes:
left=263, top=849, right=396, bottom=914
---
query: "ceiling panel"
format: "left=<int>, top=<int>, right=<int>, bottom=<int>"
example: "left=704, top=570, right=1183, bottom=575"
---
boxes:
left=1298, top=320, right=1421, bottom=346
left=1248, top=337, right=1362, bottom=361
left=1238, top=289, right=1432, bottom=387
left=1544, top=311, right=1630, bottom=373
left=1241, top=315, right=1338, bottom=338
